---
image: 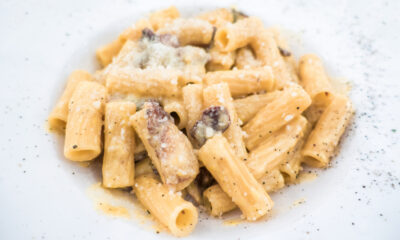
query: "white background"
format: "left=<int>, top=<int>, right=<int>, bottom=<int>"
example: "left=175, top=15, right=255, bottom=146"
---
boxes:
left=0, top=0, right=399, bottom=239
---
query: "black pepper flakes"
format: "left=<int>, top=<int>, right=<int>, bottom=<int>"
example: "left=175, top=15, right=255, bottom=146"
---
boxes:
left=72, top=145, right=78, bottom=149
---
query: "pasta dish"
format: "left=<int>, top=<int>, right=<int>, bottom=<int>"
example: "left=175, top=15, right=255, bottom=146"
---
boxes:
left=48, top=7, right=353, bottom=237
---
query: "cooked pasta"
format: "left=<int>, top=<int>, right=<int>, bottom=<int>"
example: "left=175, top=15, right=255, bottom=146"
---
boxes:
left=299, top=54, right=333, bottom=106
left=130, top=101, right=199, bottom=191
left=203, top=83, right=248, bottom=160
left=234, top=91, right=280, bottom=124
left=246, top=116, right=308, bottom=179
left=204, top=67, right=275, bottom=97
left=243, top=84, right=312, bottom=150
left=49, top=6, right=353, bottom=237
left=302, top=95, right=353, bottom=167
left=198, top=134, right=273, bottom=221
left=48, top=70, right=92, bottom=132
left=63, top=81, right=107, bottom=161
left=134, top=175, right=198, bottom=237
left=102, top=102, right=136, bottom=188
left=203, top=184, right=237, bottom=216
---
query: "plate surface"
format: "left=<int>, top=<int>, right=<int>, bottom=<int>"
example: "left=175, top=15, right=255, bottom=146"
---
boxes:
left=0, top=0, right=399, bottom=239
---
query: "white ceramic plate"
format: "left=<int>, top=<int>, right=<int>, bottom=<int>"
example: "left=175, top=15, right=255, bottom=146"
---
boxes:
left=1, top=0, right=399, bottom=239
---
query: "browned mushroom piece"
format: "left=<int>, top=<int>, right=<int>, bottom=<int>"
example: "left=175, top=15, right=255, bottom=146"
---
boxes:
left=190, top=105, right=231, bottom=146
left=145, top=101, right=174, bottom=143
left=278, top=46, right=291, bottom=57
left=142, top=28, right=156, bottom=40
left=141, top=28, right=180, bottom=47
left=196, top=167, right=215, bottom=190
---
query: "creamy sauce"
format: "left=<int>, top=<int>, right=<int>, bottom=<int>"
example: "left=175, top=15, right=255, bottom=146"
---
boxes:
left=78, top=161, right=92, bottom=168
left=291, top=198, right=306, bottom=207
left=294, top=171, right=318, bottom=184
left=87, top=183, right=167, bottom=234
left=223, top=218, right=245, bottom=226
left=96, top=202, right=130, bottom=218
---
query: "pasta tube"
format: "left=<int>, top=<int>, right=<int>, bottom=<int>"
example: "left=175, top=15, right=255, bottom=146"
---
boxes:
left=302, top=95, right=353, bottom=167
left=102, top=102, right=136, bottom=188
left=258, top=169, right=285, bottom=193
left=198, top=134, right=273, bottom=221
left=206, top=48, right=236, bottom=71
left=106, top=68, right=183, bottom=98
left=299, top=54, right=333, bottom=106
left=243, top=84, right=311, bottom=150
left=251, top=29, right=292, bottom=89
left=204, top=67, right=275, bottom=97
left=135, top=158, right=155, bottom=177
left=162, top=98, right=188, bottom=130
left=157, top=18, right=214, bottom=45
left=203, top=168, right=285, bottom=217
left=203, top=83, right=247, bottom=160
left=279, top=121, right=312, bottom=182
left=203, top=184, right=237, bottom=216
left=134, top=175, right=198, bottom=237
left=198, top=9, right=236, bottom=71
left=234, top=91, right=280, bottom=125
left=182, top=84, right=204, bottom=146
left=64, top=81, right=107, bottom=161
left=214, top=17, right=263, bottom=52
left=246, top=116, right=308, bottom=179
left=235, top=47, right=262, bottom=69
left=268, top=27, right=299, bottom=83
left=303, top=104, right=326, bottom=127
left=48, top=70, right=92, bottom=132
left=130, top=101, right=199, bottom=191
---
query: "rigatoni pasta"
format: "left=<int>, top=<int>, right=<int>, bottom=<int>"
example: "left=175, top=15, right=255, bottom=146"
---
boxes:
left=268, top=27, right=299, bottom=83
left=49, top=6, right=354, bottom=237
left=48, top=70, right=92, bottom=132
left=243, top=84, right=311, bottom=150
left=134, top=175, right=198, bottom=237
left=102, top=102, right=136, bottom=188
left=182, top=84, right=204, bottom=146
left=251, top=29, right=293, bottom=89
left=197, top=8, right=236, bottom=71
left=302, top=95, right=353, bottom=167
left=214, top=17, right=263, bottom=52
left=162, top=98, right=188, bottom=130
left=235, top=46, right=262, bottom=69
left=299, top=54, right=333, bottom=106
left=130, top=101, right=199, bottom=191
left=202, top=83, right=247, bottom=160
left=157, top=18, right=214, bottom=45
left=204, top=67, right=275, bottom=97
left=64, top=81, right=107, bottom=161
left=245, top=116, right=308, bottom=179
left=203, top=184, right=237, bottom=216
left=199, top=134, right=273, bottom=220
left=234, top=91, right=280, bottom=124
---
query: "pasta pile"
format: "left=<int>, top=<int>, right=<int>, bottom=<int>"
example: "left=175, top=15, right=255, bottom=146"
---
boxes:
left=48, top=7, right=353, bottom=237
